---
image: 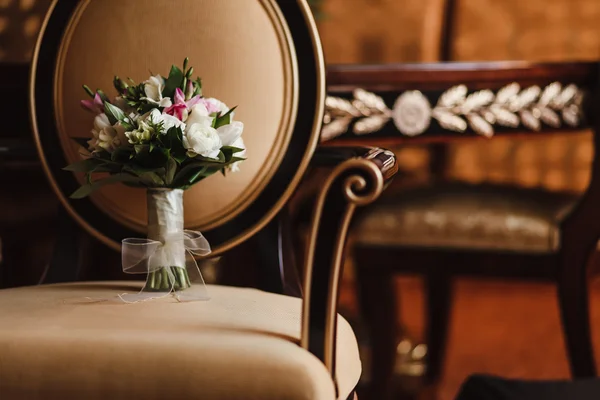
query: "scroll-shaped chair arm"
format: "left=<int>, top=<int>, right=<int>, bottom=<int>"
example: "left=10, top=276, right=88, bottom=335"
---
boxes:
left=299, top=146, right=398, bottom=394
left=311, top=146, right=398, bottom=182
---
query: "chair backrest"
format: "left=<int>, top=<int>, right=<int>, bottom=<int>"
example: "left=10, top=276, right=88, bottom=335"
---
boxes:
left=30, top=0, right=324, bottom=256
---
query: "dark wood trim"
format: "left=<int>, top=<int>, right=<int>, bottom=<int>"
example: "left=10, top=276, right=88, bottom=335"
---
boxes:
left=439, top=0, right=457, bottom=61
left=327, top=61, right=598, bottom=92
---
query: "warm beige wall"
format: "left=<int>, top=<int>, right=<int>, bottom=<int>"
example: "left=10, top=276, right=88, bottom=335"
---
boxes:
left=318, top=0, right=600, bottom=63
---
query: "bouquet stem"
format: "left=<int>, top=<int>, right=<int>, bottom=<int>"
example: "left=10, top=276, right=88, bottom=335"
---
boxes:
left=145, top=267, right=191, bottom=291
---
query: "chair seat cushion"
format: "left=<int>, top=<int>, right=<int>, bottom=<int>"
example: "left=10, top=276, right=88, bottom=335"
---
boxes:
left=0, top=282, right=361, bottom=400
left=353, top=183, right=577, bottom=253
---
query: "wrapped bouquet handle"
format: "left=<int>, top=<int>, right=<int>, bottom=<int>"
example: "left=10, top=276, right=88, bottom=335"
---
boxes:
left=120, top=230, right=211, bottom=303
left=118, top=189, right=212, bottom=303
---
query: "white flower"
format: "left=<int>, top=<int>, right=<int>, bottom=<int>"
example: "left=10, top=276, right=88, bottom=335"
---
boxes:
left=203, top=97, right=230, bottom=115
left=183, top=123, right=222, bottom=159
left=87, top=114, right=127, bottom=153
left=125, top=120, right=154, bottom=144
left=145, top=109, right=186, bottom=132
left=217, top=121, right=243, bottom=146
left=186, top=103, right=213, bottom=127
left=228, top=136, right=246, bottom=173
left=161, top=113, right=186, bottom=132
left=141, top=75, right=172, bottom=108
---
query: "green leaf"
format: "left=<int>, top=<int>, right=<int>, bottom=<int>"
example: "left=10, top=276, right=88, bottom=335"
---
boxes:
left=171, top=162, right=210, bottom=188
left=82, top=85, right=95, bottom=98
left=165, top=157, right=177, bottom=186
left=161, top=127, right=185, bottom=150
left=69, top=173, right=141, bottom=199
left=214, top=106, right=237, bottom=129
left=94, top=150, right=113, bottom=162
left=96, top=90, right=109, bottom=103
left=111, top=147, right=134, bottom=163
left=139, top=171, right=165, bottom=186
left=120, top=119, right=135, bottom=131
left=63, top=158, right=103, bottom=173
left=227, top=156, right=246, bottom=164
left=221, top=146, right=245, bottom=160
left=103, top=101, right=126, bottom=125
left=195, top=152, right=226, bottom=164
left=194, top=77, right=202, bottom=97
left=162, top=65, right=184, bottom=99
left=133, top=145, right=170, bottom=169
left=188, top=165, right=221, bottom=185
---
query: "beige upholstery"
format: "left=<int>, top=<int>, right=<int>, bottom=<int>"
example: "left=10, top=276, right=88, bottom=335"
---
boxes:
left=0, top=282, right=361, bottom=400
left=354, top=184, right=577, bottom=253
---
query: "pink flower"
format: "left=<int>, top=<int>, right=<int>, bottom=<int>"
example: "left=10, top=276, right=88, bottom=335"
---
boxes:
left=201, top=98, right=221, bottom=114
left=164, top=88, right=202, bottom=121
left=200, top=97, right=229, bottom=115
left=80, top=93, right=104, bottom=114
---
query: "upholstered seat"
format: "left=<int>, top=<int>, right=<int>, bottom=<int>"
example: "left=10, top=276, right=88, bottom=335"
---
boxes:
left=354, top=183, right=577, bottom=253
left=0, top=282, right=361, bottom=400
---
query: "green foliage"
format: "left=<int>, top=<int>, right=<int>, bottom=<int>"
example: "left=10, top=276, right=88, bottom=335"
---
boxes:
left=162, top=65, right=184, bottom=99
left=113, top=76, right=129, bottom=93
left=103, top=101, right=126, bottom=125
left=214, top=106, right=237, bottom=129
left=70, top=173, right=142, bottom=199
left=123, top=83, right=154, bottom=114
left=82, top=85, right=95, bottom=98
left=193, top=77, right=202, bottom=97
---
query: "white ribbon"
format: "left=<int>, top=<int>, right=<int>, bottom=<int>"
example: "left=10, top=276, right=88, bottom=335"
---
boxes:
left=118, top=230, right=211, bottom=303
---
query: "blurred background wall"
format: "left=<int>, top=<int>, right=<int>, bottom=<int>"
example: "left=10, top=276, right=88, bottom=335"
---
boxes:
left=317, top=0, right=600, bottom=194
left=1, top=0, right=597, bottom=194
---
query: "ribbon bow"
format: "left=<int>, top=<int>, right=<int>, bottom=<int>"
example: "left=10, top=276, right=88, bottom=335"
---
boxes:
left=119, top=230, right=211, bottom=303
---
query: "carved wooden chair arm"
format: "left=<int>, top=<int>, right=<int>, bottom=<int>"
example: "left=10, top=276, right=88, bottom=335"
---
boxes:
left=311, top=146, right=398, bottom=182
left=299, top=146, right=397, bottom=395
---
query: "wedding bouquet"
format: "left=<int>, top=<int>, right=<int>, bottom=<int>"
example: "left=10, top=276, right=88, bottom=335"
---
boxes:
left=67, top=57, right=245, bottom=198
left=66, top=58, right=246, bottom=297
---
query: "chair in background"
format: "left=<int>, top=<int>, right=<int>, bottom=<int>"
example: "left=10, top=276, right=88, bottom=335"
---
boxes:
left=0, top=1, right=398, bottom=398
left=321, top=61, right=599, bottom=400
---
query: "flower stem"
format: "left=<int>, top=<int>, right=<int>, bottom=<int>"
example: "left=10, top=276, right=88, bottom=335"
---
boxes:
left=144, top=267, right=191, bottom=292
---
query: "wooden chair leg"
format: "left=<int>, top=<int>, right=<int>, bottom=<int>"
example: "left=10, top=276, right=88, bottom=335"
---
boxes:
left=424, top=272, right=453, bottom=384
left=355, top=249, right=398, bottom=400
left=557, top=240, right=596, bottom=378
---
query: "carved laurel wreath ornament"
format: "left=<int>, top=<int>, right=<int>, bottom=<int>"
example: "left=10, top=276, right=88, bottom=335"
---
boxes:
left=322, top=82, right=584, bottom=141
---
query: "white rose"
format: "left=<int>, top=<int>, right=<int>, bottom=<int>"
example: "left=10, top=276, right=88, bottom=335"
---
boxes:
left=88, top=114, right=126, bottom=153
left=216, top=121, right=243, bottom=146
left=183, top=123, right=222, bottom=159
left=228, top=136, right=246, bottom=173
left=186, top=103, right=213, bottom=127
left=145, top=109, right=186, bottom=132
left=141, top=75, right=172, bottom=108
left=204, top=97, right=230, bottom=115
